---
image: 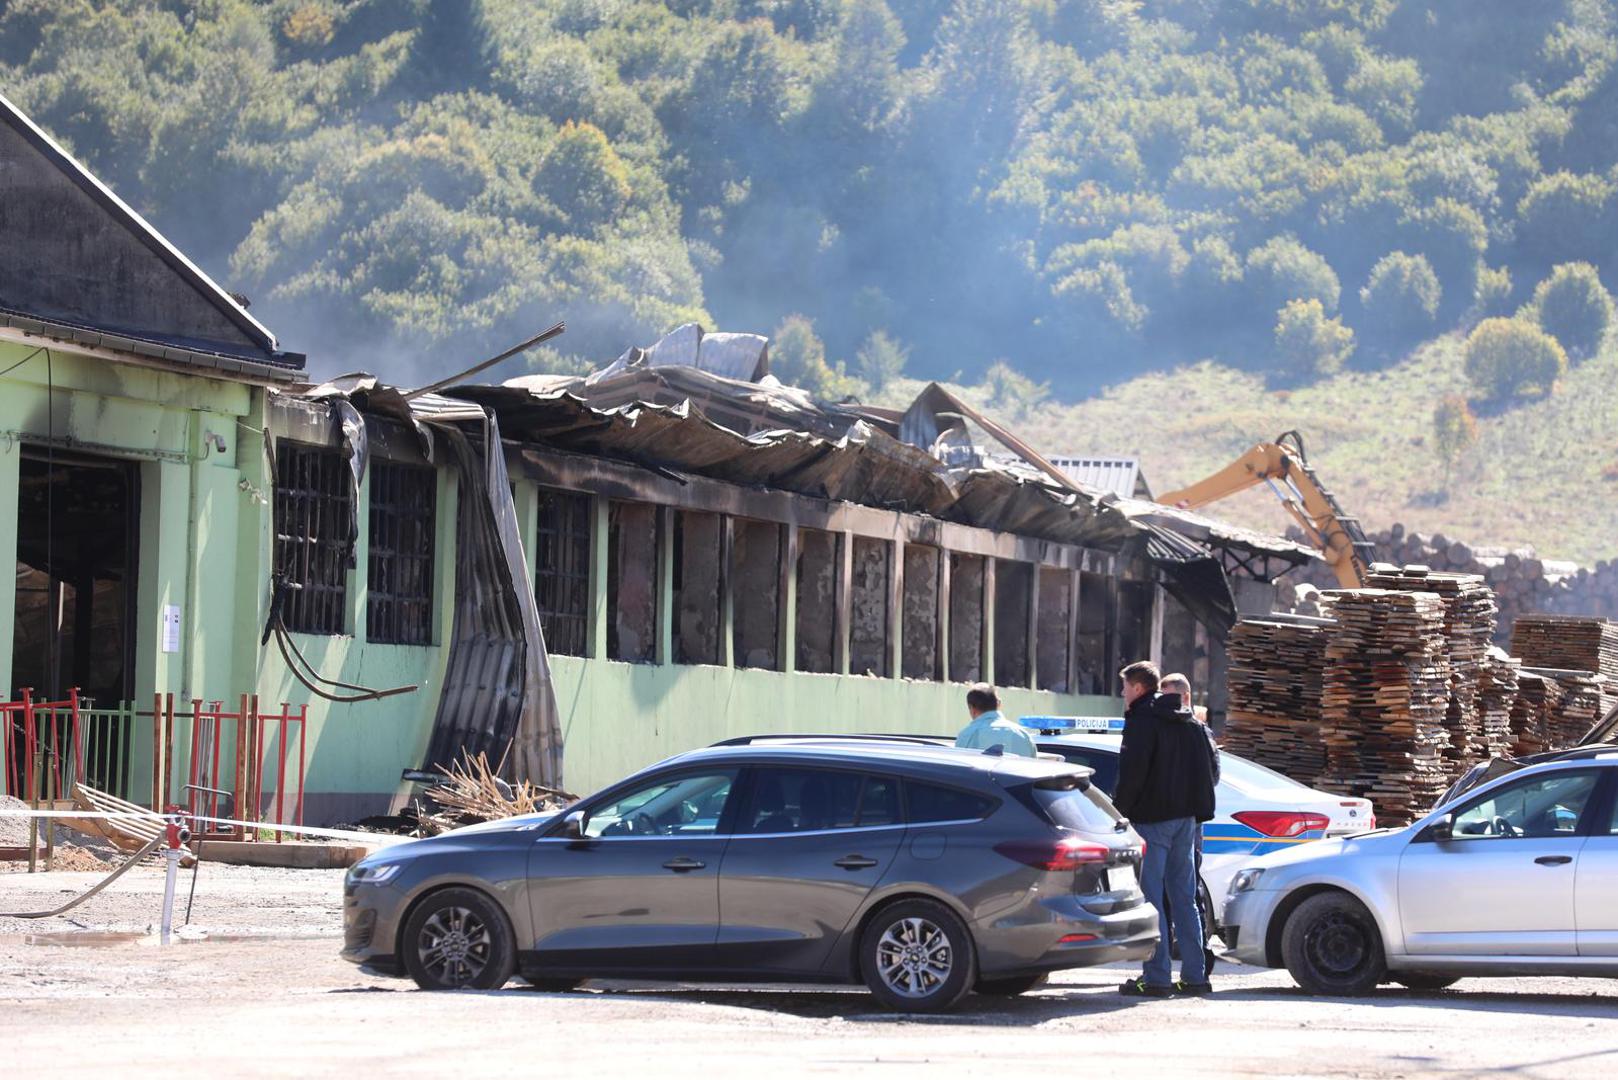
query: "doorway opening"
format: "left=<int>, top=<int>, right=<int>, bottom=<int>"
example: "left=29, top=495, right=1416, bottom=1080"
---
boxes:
left=11, top=446, right=140, bottom=794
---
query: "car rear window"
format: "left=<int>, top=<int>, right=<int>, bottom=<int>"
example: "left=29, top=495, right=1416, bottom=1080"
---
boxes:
left=1030, top=782, right=1123, bottom=832
left=905, top=781, right=997, bottom=823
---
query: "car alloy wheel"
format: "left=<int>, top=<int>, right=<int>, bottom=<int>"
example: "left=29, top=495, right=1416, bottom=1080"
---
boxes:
left=876, top=917, right=953, bottom=999
left=401, top=887, right=517, bottom=992
left=417, top=905, right=493, bottom=987
left=859, top=898, right=976, bottom=1013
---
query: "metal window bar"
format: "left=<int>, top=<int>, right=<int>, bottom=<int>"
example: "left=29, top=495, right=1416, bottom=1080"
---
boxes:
left=367, top=461, right=436, bottom=645
left=535, top=489, right=591, bottom=656
left=273, top=443, right=352, bottom=635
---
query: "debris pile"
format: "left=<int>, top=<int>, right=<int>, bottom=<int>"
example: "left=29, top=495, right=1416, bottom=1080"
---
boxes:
left=1315, top=590, right=1453, bottom=825
left=1222, top=616, right=1331, bottom=785
left=426, top=751, right=576, bottom=824
left=348, top=753, right=577, bottom=838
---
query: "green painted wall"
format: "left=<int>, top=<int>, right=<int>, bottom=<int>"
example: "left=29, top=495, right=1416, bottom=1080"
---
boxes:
left=552, top=657, right=1116, bottom=797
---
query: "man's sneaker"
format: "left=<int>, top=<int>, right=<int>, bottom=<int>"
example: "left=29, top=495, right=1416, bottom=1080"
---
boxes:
left=1118, top=976, right=1175, bottom=997
left=1176, top=980, right=1214, bottom=996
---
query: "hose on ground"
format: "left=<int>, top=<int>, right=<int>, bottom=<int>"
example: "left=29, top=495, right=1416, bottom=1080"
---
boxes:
left=0, top=834, right=165, bottom=919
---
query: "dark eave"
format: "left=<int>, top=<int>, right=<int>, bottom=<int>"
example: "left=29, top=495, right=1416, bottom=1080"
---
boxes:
left=0, top=308, right=305, bottom=383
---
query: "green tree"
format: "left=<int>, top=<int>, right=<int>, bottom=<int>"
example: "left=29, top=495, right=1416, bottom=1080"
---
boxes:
left=1516, top=172, right=1615, bottom=266
left=1247, top=236, right=1342, bottom=313
left=1462, top=317, right=1568, bottom=400
left=981, top=359, right=1049, bottom=417
left=855, top=330, right=909, bottom=394
left=1274, top=298, right=1354, bottom=379
left=1431, top=393, right=1478, bottom=491
left=770, top=315, right=858, bottom=399
left=1358, top=251, right=1439, bottom=361
left=535, top=121, right=633, bottom=231
left=1526, top=262, right=1614, bottom=362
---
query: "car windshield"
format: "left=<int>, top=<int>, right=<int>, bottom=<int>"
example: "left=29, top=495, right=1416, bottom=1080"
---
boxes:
left=1220, top=753, right=1315, bottom=795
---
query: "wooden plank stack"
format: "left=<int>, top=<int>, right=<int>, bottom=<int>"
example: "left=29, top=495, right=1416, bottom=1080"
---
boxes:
left=1478, top=647, right=1520, bottom=759
left=1508, top=671, right=1561, bottom=756
left=1510, top=615, right=1618, bottom=679
left=1364, top=566, right=1496, bottom=772
left=1222, top=616, right=1332, bottom=785
left=1315, top=590, right=1453, bottom=826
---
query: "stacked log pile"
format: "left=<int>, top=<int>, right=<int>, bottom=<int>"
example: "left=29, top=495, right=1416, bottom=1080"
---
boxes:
left=1282, top=523, right=1618, bottom=643
left=1316, top=590, right=1452, bottom=825
left=1510, top=614, right=1618, bottom=678
left=1222, top=616, right=1331, bottom=784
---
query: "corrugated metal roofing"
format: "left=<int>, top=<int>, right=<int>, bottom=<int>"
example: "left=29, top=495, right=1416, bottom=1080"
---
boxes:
left=1049, top=456, right=1151, bottom=500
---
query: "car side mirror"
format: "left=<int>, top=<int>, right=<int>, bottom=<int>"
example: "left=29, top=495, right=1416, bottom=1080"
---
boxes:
left=1428, top=813, right=1453, bottom=843
left=560, top=809, right=587, bottom=840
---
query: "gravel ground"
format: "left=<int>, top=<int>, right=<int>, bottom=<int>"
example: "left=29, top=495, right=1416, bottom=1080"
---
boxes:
left=1, top=862, right=1615, bottom=1078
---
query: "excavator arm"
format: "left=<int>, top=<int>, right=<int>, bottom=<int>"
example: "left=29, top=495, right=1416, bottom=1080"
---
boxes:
left=1156, top=430, right=1375, bottom=589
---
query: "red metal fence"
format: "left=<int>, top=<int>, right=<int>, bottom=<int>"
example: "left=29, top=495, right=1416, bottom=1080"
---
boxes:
left=4, top=688, right=308, bottom=841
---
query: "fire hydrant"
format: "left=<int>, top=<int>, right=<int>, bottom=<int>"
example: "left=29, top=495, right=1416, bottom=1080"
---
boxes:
left=160, top=806, right=191, bottom=945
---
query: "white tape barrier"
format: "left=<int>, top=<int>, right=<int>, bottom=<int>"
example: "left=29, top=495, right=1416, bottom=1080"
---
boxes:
left=0, top=807, right=409, bottom=847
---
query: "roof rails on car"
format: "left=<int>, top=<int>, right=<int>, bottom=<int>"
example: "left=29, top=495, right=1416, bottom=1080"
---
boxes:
left=710, top=733, right=954, bottom=748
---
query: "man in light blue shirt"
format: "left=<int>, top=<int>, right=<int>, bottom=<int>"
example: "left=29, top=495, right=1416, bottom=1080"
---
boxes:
left=954, top=684, right=1037, bottom=757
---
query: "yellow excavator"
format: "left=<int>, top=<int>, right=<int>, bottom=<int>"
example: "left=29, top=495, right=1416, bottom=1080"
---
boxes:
left=1156, top=430, right=1376, bottom=589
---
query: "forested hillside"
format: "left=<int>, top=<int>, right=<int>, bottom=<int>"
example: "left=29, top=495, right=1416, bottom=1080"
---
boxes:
left=6, top=0, right=1618, bottom=393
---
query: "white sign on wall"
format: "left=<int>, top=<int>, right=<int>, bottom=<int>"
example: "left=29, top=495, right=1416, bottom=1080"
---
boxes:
left=161, top=605, right=181, bottom=654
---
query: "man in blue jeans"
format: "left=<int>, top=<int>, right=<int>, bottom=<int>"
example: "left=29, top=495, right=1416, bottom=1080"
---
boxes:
left=1111, top=660, right=1216, bottom=997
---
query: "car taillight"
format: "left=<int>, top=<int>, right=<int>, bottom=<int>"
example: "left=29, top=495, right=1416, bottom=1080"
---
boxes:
left=1232, top=810, right=1330, bottom=837
left=994, top=838, right=1111, bottom=871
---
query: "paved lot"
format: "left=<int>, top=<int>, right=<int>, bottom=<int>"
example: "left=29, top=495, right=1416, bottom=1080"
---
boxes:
left=1, top=864, right=1615, bottom=1078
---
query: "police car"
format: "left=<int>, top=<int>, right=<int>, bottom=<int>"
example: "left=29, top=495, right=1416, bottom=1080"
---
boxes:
left=1022, top=716, right=1375, bottom=934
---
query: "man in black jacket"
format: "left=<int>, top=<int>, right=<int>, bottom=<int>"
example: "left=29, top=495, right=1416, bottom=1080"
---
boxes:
left=1113, top=660, right=1216, bottom=996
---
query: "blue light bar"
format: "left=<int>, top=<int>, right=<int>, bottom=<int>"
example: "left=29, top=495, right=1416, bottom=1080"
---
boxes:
left=1019, top=716, right=1125, bottom=733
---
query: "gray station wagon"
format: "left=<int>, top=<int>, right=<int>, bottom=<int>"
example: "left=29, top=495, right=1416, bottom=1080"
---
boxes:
left=342, top=738, right=1158, bottom=1011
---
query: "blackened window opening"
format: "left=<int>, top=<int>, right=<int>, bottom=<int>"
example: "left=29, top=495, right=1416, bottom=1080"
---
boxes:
left=994, top=560, right=1033, bottom=688
left=607, top=501, right=658, bottom=663
left=366, top=462, right=436, bottom=645
left=273, top=442, right=353, bottom=635
left=534, top=489, right=592, bottom=657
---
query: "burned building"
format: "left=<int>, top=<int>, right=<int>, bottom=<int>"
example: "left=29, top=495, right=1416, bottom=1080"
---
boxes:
left=0, top=92, right=1312, bottom=824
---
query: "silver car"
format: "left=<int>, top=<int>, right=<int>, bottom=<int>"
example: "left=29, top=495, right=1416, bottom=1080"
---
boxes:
left=1223, top=749, right=1618, bottom=993
left=342, top=739, right=1158, bottom=1012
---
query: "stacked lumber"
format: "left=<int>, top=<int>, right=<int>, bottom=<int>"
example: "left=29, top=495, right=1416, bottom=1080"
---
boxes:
left=1316, top=590, right=1452, bottom=826
left=1222, top=616, right=1332, bottom=785
left=1510, top=615, right=1618, bottom=679
left=1509, top=672, right=1561, bottom=756
left=1524, top=669, right=1615, bottom=749
left=1364, top=566, right=1496, bottom=772
left=1478, top=647, right=1521, bottom=758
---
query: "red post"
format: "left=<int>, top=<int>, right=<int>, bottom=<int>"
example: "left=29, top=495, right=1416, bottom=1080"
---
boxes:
left=163, top=693, right=175, bottom=808
left=274, top=704, right=287, bottom=843
left=234, top=692, right=250, bottom=840
left=209, top=700, right=224, bottom=827
left=20, top=687, right=34, bottom=806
